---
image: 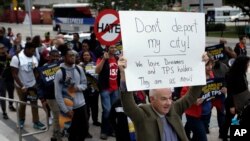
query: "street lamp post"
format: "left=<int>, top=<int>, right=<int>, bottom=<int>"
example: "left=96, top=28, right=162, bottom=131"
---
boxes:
left=199, top=0, right=204, bottom=12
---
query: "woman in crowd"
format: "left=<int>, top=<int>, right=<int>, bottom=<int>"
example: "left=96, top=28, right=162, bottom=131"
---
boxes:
left=80, top=51, right=101, bottom=127
left=222, top=56, right=250, bottom=141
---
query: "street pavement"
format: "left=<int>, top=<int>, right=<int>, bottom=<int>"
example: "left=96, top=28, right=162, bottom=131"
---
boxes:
left=1, top=22, right=250, bottom=141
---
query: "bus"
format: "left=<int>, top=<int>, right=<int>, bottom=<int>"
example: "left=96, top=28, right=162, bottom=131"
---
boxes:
left=206, top=6, right=241, bottom=23
left=52, top=3, right=95, bottom=33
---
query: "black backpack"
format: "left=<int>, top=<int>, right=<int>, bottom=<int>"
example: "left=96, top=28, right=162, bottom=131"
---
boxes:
left=60, top=66, right=81, bottom=84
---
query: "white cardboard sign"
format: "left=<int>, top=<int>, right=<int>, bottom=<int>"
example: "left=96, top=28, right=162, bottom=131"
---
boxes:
left=119, top=11, right=206, bottom=91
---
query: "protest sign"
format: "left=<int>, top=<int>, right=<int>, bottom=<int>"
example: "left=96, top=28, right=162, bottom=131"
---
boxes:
left=119, top=11, right=206, bottom=91
left=201, top=78, right=224, bottom=101
left=38, top=62, right=61, bottom=86
left=205, top=44, right=225, bottom=60
left=94, top=9, right=121, bottom=45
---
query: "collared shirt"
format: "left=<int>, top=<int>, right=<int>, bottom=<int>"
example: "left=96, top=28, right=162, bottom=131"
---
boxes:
left=152, top=106, right=178, bottom=141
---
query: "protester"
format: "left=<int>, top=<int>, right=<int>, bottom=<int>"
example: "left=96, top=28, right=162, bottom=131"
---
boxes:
left=0, top=27, right=12, bottom=52
left=0, top=43, right=11, bottom=119
left=118, top=53, right=209, bottom=141
left=223, top=56, right=250, bottom=140
left=42, top=32, right=52, bottom=47
left=1, top=41, right=17, bottom=112
left=6, top=27, right=15, bottom=42
left=71, top=33, right=82, bottom=52
left=10, top=42, right=46, bottom=130
left=182, top=57, right=217, bottom=141
left=226, top=56, right=250, bottom=112
left=37, top=50, right=62, bottom=141
left=54, top=48, right=89, bottom=141
left=211, top=58, right=229, bottom=139
left=79, top=39, right=96, bottom=62
left=89, top=33, right=101, bottom=56
left=109, top=99, right=136, bottom=141
left=16, top=33, right=26, bottom=47
left=234, top=35, right=247, bottom=56
left=95, top=45, right=120, bottom=140
left=81, top=51, right=101, bottom=127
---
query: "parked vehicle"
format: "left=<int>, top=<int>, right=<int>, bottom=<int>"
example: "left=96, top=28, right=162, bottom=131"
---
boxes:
left=206, top=6, right=241, bottom=23
left=52, top=3, right=96, bottom=33
left=230, top=13, right=250, bottom=22
left=64, top=33, right=91, bottom=42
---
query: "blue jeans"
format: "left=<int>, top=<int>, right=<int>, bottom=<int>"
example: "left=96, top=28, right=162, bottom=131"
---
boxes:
left=100, top=90, right=119, bottom=134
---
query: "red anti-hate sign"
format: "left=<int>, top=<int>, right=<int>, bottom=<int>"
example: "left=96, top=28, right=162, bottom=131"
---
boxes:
left=94, top=9, right=121, bottom=46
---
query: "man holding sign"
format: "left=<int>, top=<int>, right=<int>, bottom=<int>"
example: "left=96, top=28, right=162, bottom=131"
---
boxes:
left=118, top=53, right=209, bottom=141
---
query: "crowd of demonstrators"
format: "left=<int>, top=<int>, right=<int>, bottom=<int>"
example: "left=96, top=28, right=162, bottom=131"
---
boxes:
left=2, top=24, right=250, bottom=141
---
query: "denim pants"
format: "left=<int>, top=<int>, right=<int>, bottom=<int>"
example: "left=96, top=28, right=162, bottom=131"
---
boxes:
left=100, top=90, right=119, bottom=135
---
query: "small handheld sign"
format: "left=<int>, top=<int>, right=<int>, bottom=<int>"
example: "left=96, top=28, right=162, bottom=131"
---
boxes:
left=94, top=9, right=121, bottom=46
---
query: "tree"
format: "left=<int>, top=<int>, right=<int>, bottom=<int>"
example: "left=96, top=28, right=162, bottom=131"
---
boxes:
left=225, top=0, right=250, bottom=17
left=89, top=0, right=167, bottom=11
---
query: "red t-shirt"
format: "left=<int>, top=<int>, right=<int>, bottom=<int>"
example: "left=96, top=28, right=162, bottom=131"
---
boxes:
left=97, top=57, right=118, bottom=91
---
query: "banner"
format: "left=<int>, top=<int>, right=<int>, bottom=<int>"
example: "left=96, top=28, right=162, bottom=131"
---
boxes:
left=201, top=78, right=224, bottom=101
left=205, top=44, right=225, bottom=60
left=119, top=11, right=206, bottom=91
left=38, top=62, right=61, bottom=86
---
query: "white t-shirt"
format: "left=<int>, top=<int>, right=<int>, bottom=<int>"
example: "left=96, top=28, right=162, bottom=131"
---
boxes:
left=10, top=50, right=38, bottom=88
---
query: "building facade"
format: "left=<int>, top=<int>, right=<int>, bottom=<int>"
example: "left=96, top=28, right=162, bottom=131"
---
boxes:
left=33, top=0, right=89, bottom=7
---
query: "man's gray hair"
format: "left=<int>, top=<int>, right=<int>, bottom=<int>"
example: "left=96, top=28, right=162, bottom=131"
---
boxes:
left=149, top=88, right=174, bottom=98
left=149, top=89, right=157, bottom=98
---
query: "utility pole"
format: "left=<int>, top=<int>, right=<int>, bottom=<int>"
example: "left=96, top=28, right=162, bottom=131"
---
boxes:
left=199, top=0, right=204, bottom=12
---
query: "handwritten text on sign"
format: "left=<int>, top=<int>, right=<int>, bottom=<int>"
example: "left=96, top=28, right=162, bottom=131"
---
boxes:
left=119, top=11, right=206, bottom=91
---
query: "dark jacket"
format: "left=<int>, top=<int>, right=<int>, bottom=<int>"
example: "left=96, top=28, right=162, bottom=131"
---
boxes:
left=0, top=37, right=12, bottom=51
left=121, top=86, right=202, bottom=141
left=234, top=43, right=247, bottom=56
left=226, top=72, right=249, bottom=112
left=110, top=99, right=132, bottom=141
left=98, top=57, right=120, bottom=91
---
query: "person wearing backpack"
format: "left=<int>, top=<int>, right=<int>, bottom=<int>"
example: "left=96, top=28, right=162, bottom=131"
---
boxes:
left=10, top=42, right=46, bottom=130
left=54, top=48, right=88, bottom=141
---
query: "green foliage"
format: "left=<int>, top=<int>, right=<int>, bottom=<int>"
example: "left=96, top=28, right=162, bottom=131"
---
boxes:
left=224, top=0, right=250, bottom=16
left=89, top=0, right=168, bottom=11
